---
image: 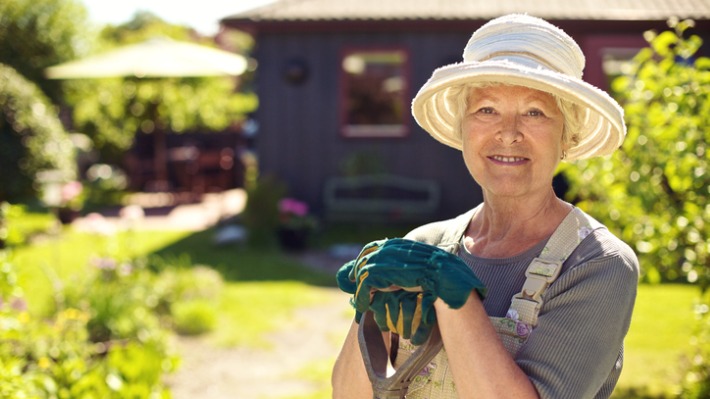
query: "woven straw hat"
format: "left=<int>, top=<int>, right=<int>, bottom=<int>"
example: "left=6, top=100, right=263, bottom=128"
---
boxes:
left=411, top=14, right=626, bottom=161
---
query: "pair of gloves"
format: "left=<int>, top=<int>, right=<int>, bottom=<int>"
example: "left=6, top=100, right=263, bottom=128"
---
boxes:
left=336, top=238, right=486, bottom=345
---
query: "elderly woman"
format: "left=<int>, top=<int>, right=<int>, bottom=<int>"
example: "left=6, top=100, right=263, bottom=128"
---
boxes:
left=332, top=14, right=639, bottom=399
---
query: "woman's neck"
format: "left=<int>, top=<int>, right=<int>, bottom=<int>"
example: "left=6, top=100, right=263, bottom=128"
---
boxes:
left=464, top=191, right=571, bottom=258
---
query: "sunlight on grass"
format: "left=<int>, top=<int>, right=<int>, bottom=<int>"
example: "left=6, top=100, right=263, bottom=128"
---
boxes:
left=212, top=282, right=334, bottom=348
left=274, top=357, right=335, bottom=399
left=12, top=228, right=190, bottom=315
left=613, top=284, right=699, bottom=398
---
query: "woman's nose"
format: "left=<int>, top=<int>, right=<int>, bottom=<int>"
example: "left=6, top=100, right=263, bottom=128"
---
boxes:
left=496, top=115, right=523, bottom=144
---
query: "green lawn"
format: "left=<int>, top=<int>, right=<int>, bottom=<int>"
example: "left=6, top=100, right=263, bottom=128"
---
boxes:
left=8, top=223, right=703, bottom=398
left=613, top=284, right=700, bottom=398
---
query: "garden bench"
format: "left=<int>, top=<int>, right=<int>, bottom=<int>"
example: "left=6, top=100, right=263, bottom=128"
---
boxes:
left=323, top=174, right=440, bottom=223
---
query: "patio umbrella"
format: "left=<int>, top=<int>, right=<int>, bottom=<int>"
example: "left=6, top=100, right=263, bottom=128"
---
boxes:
left=45, top=37, right=249, bottom=192
left=45, top=37, right=248, bottom=79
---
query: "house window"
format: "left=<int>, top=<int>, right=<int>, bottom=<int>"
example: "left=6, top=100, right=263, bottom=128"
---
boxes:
left=602, top=47, right=642, bottom=84
left=340, top=49, right=409, bottom=138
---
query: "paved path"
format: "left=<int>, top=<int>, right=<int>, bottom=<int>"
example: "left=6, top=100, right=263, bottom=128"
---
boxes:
left=166, top=288, right=353, bottom=399
left=73, top=189, right=247, bottom=232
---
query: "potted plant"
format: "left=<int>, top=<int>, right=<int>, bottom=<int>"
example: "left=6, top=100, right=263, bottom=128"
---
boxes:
left=276, top=198, right=317, bottom=251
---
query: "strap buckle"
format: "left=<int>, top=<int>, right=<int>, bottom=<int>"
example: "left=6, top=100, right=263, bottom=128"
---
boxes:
left=517, top=258, right=563, bottom=302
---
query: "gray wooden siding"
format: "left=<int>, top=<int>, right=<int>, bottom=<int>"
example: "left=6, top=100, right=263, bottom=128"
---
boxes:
left=254, top=30, right=487, bottom=222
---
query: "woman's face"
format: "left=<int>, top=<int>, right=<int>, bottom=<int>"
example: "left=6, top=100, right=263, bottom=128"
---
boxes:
left=461, top=85, right=566, bottom=201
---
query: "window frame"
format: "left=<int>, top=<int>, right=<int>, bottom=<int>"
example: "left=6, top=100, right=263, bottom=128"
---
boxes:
left=338, top=46, right=411, bottom=139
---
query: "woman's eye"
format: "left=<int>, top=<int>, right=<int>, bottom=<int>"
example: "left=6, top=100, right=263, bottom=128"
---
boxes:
left=477, top=107, right=495, bottom=114
left=526, top=109, right=545, bottom=117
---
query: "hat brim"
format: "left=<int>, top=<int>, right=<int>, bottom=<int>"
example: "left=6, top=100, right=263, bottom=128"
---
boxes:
left=411, top=60, right=626, bottom=160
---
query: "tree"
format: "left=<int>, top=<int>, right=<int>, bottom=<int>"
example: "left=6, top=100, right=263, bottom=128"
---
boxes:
left=561, top=19, right=708, bottom=289
left=0, top=64, right=76, bottom=202
left=559, top=20, right=710, bottom=395
left=0, top=0, right=92, bottom=103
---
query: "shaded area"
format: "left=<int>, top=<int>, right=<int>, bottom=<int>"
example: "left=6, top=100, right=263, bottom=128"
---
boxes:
left=150, top=227, right=336, bottom=286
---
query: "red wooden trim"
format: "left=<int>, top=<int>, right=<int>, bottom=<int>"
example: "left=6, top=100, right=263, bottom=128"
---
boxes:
left=582, top=34, right=648, bottom=90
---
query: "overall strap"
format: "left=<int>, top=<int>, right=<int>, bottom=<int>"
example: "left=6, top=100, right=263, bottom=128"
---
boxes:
left=509, top=207, right=603, bottom=326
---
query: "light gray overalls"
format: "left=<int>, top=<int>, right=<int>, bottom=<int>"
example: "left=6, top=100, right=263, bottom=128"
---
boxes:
left=359, top=207, right=601, bottom=399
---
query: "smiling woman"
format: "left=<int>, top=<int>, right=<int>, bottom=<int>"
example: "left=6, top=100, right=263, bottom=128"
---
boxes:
left=333, top=14, right=639, bottom=399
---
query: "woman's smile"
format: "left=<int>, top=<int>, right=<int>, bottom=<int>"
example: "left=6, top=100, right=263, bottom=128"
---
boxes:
left=488, top=155, right=529, bottom=165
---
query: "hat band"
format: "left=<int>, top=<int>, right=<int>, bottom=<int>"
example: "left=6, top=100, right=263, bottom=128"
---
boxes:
left=478, top=51, right=564, bottom=74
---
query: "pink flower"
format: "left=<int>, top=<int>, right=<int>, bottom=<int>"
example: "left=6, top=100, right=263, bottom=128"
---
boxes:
left=10, top=297, right=27, bottom=312
left=61, top=181, right=83, bottom=203
left=516, top=321, right=531, bottom=338
left=279, top=198, right=309, bottom=216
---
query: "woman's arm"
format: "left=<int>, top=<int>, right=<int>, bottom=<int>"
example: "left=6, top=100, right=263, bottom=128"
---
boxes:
left=434, top=293, right=541, bottom=399
left=332, top=321, right=372, bottom=398
left=440, top=250, right=638, bottom=398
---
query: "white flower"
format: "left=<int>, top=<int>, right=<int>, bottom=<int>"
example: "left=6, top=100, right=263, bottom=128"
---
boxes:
left=578, top=226, right=593, bottom=240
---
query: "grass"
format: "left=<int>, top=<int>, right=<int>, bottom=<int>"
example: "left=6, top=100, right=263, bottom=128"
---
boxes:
left=276, top=358, right=335, bottom=399
left=212, top=282, right=332, bottom=348
left=612, top=284, right=700, bottom=398
left=10, top=221, right=337, bottom=316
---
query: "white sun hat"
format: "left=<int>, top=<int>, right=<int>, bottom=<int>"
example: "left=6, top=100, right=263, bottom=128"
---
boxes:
left=411, top=14, right=626, bottom=161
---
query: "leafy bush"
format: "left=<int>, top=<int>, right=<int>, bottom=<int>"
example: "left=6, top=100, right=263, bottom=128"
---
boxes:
left=242, top=175, right=287, bottom=248
left=0, top=64, right=77, bottom=203
left=680, top=295, right=710, bottom=398
left=0, top=241, right=227, bottom=396
left=1, top=251, right=178, bottom=398
left=152, top=264, right=223, bottom=336
left=62, top=258, right=165, bottom=344
left=171, top=299, right=217, bottom=336
left=561, top=19, right=710, bottom=397
left=154, top=264, right=223, bottom=302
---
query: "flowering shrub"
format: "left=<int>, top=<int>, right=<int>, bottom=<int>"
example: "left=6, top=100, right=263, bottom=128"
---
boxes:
left=0, top=250, right=179, bottom=398
left=278, top=198, right=318, bottom=231
left=0, top=234, right=223, bottom=397
left=60, top=180, right=84, bottom=210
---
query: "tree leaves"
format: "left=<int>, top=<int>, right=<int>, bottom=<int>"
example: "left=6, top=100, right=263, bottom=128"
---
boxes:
left=562, top=20, right=709, bottom=289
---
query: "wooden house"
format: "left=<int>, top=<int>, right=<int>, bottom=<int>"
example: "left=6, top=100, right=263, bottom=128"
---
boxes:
left=221, top=0, right=710, bottom=222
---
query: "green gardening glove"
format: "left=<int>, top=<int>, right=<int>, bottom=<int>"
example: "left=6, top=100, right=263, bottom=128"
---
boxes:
left=336, top=238, right=486, bottom=345
left=351, top=238, right=486, bottom=316
left=370, top=289, right=438, bottom=345
left=336, top=239, right=390, bottom=322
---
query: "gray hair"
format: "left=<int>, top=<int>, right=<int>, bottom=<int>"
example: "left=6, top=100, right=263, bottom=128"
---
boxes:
left=453, top=83, right=582, bottom=148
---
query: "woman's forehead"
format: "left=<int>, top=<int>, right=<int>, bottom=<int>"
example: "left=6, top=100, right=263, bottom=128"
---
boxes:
left=468, top=84, right=556, bottom=103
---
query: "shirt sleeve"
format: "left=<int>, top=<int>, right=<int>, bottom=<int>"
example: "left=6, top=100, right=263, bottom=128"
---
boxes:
left=515, top=234, right=639, bottom=399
